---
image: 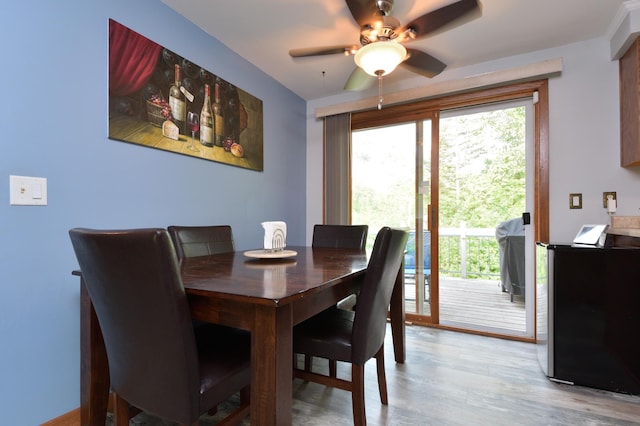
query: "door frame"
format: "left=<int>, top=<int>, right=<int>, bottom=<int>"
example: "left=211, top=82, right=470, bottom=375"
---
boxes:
left=352, top=80, right=549, bottom=342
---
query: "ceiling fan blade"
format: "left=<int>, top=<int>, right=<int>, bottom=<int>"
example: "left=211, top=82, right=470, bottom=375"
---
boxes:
left=289, top=45, right=359, bottom=57
left=345, top=0, right=384, bottom=28
left=398, top=0, right=481, bottom=40
left=344, top=67, right=375, bottom=91
left=401, top=49, right=447, bottom=78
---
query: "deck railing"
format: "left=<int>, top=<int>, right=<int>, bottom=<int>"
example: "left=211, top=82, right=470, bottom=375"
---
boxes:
left=438, top=225, right=501, bottom=280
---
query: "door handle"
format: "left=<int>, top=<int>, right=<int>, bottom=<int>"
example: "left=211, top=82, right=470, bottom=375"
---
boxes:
left=522, top=212, right=531, bottom=225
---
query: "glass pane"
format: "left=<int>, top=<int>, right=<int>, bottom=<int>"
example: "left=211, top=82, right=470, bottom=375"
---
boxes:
left=352, top=123, right=418, bottom=313
left=352, top=123, right=416, bottom=241
left=422, top=119, right=432, bottom=189
left=412, top=119, right=431, bottom=316
left=438, top=105, right=526, bottom=333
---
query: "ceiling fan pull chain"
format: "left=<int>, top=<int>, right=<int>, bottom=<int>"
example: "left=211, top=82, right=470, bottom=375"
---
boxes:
left=377, top=71, right=383, bottom=110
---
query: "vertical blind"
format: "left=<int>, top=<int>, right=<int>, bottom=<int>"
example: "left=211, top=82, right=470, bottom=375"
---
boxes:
left=323, top=113, right=351, bottom=224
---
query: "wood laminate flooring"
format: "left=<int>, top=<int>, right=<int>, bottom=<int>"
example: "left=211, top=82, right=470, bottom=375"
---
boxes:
left=113, top=325, right=640, bottom=425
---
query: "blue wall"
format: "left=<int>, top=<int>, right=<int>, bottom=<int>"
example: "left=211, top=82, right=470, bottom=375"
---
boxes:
left=0, top=0, right=306, bottom=423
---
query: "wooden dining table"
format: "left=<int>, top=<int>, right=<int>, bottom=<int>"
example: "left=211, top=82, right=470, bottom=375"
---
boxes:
left=76, top=245, right=406, bottom=425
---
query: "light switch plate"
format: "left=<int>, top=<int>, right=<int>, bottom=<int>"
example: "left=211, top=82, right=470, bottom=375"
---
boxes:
left=569, top=193, right=582, bottom=209
left=9, top=175, right=48, bottom=206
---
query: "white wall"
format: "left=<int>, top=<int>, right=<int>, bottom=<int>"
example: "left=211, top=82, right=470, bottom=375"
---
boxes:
left=306, top=36, right=640, bottom=244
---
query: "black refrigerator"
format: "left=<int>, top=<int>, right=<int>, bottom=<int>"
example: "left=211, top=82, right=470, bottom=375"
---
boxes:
left=536, top=243, right=640, bottom=395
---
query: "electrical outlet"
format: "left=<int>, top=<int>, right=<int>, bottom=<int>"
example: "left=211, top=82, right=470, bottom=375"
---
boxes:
left=603, top=192, right=616, bottom=208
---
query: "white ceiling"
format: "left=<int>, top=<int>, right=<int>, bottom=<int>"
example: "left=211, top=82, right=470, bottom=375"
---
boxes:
left=161, top=0, right=626, bottom=101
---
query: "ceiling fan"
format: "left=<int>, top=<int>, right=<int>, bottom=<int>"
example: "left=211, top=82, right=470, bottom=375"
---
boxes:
left=289, top=0, right=482, bottom=104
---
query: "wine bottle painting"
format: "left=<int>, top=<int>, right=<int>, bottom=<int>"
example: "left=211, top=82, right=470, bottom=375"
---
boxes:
left=108, top=19, right=263, bottom=171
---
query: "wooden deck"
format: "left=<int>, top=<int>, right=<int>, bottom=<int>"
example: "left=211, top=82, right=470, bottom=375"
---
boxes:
left=405, top=277, right=527, bottom=335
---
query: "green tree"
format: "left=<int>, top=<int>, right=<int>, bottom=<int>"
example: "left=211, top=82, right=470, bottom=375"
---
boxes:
left=352, top=123, right=415, bottom=237
left=438, top=107, right=526, bottom=228
left=352, top=106, right=526, bottom=263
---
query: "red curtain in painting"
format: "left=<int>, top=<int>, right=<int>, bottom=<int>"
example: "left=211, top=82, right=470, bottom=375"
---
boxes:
left=109, top=19, right=161, bottom=97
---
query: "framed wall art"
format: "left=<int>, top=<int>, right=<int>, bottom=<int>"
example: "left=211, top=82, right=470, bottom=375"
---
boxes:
left=108, top=19, right=263, bottom=171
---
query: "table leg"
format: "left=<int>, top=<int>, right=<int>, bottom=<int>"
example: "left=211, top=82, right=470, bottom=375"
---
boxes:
left=251, top=304, right=293, bottom=425
left=80, top=278, right=110, bottom=426
left=389, top=265, right=406, bottom=363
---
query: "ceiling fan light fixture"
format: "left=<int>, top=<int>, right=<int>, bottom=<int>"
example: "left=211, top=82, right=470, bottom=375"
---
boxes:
left=354, top=41, right=407, bottom=76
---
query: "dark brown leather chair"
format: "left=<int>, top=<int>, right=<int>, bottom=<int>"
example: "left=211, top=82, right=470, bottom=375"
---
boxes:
left=307, top=224, right=369, bottom=374
left=69, top=228, right=250, bottom=426
left=293, top=227, right=408, bottom=426
left=312, top=224, right=368, bottom=311
left=167, top=225, right=234, bottom=260
left=312, top=224, right=368, bottom=250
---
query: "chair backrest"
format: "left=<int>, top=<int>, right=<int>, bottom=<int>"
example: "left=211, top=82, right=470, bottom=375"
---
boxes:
left=351, top=227, right=408, bottom=364
left=312, top=224, right=368, bottom=250
left=69, top=228, right=200, bottom=421
left=167, top=225, right=234, bottom=260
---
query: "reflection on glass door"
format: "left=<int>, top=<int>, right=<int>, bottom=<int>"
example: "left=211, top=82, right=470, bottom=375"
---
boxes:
left=351, top=122, right=415, bottom=246
left=437, top=101, right=532, bottom=337
left=352, top=119, right=434, bottom=319
left=412, top=119, right=432, bottom=316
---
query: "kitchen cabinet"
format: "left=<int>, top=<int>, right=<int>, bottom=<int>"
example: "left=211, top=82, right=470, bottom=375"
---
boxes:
left=619, top=37, right=640, bottom=167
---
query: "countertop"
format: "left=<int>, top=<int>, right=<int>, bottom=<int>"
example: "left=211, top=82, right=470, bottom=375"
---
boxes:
left=608, top=216, right=640, bottom=238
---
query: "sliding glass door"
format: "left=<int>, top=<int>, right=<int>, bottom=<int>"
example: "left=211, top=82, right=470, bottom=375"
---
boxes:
left=350, top=91, right=543, bottom=339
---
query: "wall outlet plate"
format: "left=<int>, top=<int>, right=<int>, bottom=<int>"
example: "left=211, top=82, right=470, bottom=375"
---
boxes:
left=603, top=191, right=616, bottom=208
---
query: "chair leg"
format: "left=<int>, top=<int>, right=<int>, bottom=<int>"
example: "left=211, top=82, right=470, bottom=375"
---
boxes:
left=305, top=354, right=313, bottom=372
left=351, top=364, right=367, bottom=426
left=112, top=393, right=130, bottom=426
left=375, top=345, right=388, bottom=405
left=216, top=386, right=251, bottom=426
left=329, top=359, right=337, bottom=378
